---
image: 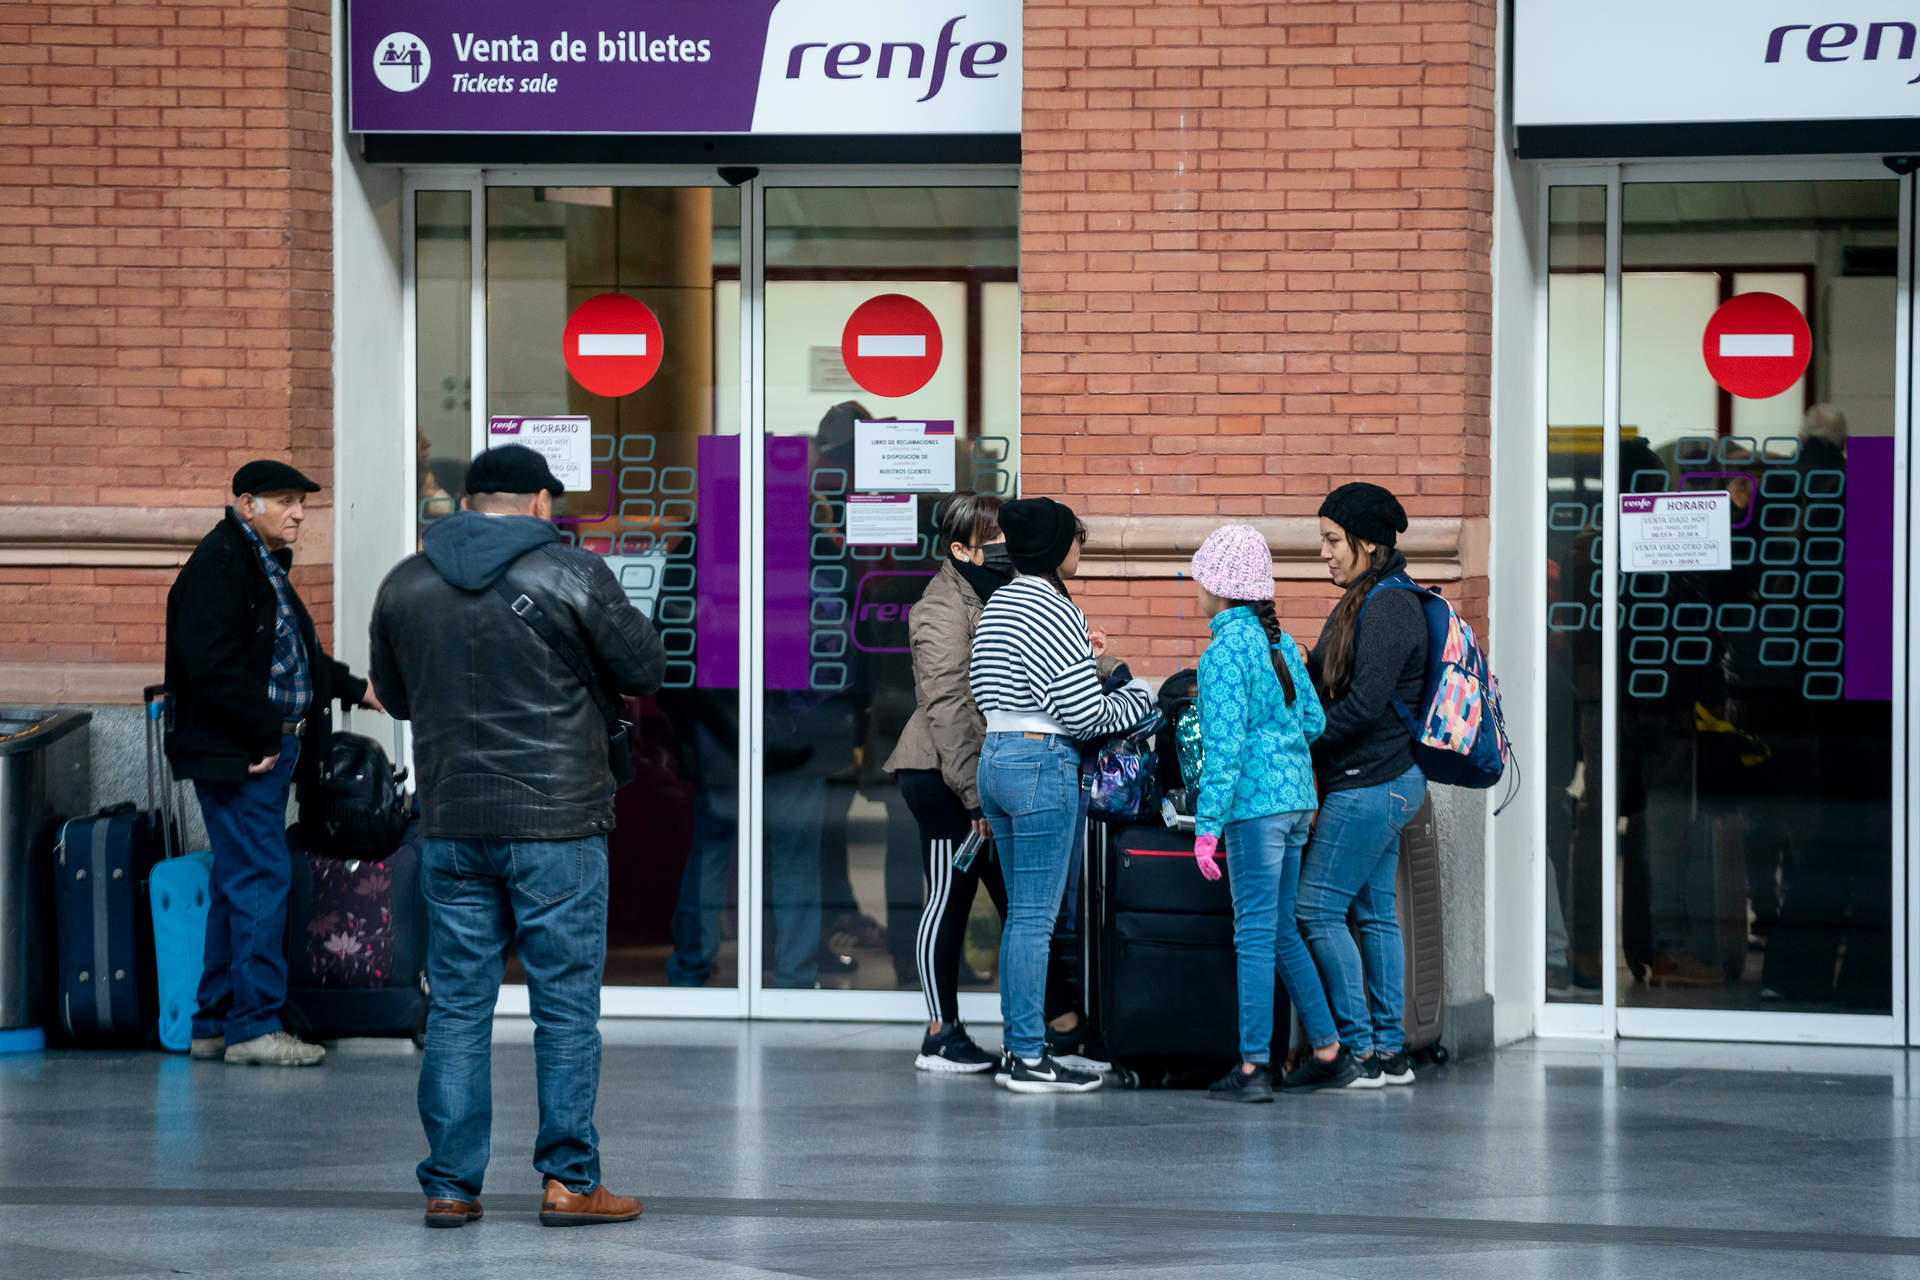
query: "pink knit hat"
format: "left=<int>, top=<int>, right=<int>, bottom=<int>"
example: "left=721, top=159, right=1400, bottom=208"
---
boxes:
left=1190, top=525, right=1275, bottom=601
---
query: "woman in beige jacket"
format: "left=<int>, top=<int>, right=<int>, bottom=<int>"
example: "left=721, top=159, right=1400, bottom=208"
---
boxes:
left=886, top=493, right=1014, bottom=1072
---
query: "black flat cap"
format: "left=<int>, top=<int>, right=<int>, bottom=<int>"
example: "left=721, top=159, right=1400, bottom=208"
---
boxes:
left=464, top=443, right=566, bottom=496
left=232, top=459, right=320, bottom=496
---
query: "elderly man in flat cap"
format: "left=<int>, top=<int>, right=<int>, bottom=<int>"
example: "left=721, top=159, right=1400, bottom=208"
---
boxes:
left=163, top=459, right=382, bottom=1067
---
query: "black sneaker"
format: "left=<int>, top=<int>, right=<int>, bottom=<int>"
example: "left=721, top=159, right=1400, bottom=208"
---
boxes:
left=1374, top=1050, right=1415, bottom=1086
left=1343, top=1053, right=1386, bottom=1090
left=1279, top=1047, right=1362, bottom=1092
left=1000, top=1051, right=1104, bottom=1094
left=1045, top=1025, right=1113, bottom=1073
left=1207, top=1064, right=1274, bottom=1104
left=914, top=1024, right=997, bottom=1075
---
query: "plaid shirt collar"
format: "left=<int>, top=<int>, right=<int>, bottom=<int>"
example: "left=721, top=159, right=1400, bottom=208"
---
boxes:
left=233, top=510, right=311, bottom=720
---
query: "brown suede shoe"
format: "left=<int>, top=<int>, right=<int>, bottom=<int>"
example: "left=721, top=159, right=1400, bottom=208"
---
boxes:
left=539, top=1180, right=642, bottom=1227
left=424, top=1198, right=483, bottom=1229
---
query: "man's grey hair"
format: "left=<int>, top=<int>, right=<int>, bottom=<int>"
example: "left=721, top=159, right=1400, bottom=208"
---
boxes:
left=466, top=490, right=543, bottom=514
left=1802, top=402, right=1848, bottom=447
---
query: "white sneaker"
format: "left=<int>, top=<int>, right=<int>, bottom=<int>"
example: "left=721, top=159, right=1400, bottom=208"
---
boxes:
left=225, top=1031, right=326, bottom=1067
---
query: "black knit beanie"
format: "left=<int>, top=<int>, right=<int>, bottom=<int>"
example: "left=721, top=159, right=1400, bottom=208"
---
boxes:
left=1318, top=482, right=1407, bottom=549
left=998, top=497, right=1080, bottom=576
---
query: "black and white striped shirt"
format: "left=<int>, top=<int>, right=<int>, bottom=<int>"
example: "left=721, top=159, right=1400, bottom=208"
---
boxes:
left=969, top=575, right=1153, bottom=741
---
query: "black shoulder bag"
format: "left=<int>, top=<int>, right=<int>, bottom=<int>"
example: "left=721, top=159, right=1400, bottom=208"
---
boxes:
left=489, top=577, right=636, bottom=789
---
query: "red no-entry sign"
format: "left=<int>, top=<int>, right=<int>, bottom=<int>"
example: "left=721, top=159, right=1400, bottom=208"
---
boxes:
left=841, top=294, right=942, bottom=399
left=1702, top=292, right=1810, bottom=400
left=563, top=293, right=664, bottom=398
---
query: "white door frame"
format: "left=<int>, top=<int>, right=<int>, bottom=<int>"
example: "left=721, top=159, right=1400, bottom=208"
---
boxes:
left=1529, top=155, right=1913, bottom=1047
left=401, top=164, right=1019, bottom=1022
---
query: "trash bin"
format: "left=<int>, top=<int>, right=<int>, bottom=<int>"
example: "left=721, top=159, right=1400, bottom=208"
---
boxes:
left=0, top=711, right=91, bottom=1046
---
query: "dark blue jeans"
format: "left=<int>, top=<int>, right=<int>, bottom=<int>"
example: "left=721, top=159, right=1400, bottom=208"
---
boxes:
left=191, top=734, right=300, bottom=1045
left=416, top=835, right=608, bottom=1201
left=978, top=732, right=1081, bottom=1061
left=1297, top=767, right=1426, bottom=1057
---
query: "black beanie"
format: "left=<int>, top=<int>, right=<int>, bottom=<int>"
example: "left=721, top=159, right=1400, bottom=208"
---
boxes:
left=1318, top=482, right=1407, bottom=549
left=998, top=497, right=1081, bottom=576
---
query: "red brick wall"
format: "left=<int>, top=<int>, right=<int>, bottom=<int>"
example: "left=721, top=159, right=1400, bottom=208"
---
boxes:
left=1021, top=0, right=1495, bottom=672
left=0, top=0, right=335, bottom=669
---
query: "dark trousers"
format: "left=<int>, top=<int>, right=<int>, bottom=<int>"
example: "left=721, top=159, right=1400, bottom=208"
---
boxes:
left=191, top=734, right=300, bottom=1045
left=900, top=769, right=1008, bottom=1025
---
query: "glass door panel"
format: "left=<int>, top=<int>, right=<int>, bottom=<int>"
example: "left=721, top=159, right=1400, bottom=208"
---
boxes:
left=1614, top=179, right=1899, bottom=1019
left=758, top=186, right=1019, bottom=996
left=484, top=184, right=744, bottom=992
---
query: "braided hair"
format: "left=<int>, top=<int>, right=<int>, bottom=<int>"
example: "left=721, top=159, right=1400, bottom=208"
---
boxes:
left=1226, top=598, right=1298, bottom=706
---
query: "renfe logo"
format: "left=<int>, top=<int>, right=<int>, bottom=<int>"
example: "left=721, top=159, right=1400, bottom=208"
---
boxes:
left=1766, top=21, right=1920, bottom=82
left=784, top=16, right=1008, bottom=102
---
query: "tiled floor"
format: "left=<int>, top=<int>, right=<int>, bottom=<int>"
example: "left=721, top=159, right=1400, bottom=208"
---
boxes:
left=3, top=1024, right=1918, bottom=1279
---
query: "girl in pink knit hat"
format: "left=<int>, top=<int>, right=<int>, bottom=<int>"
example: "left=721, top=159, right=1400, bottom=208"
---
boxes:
left=1187, top=526, right=1356, bottom=1101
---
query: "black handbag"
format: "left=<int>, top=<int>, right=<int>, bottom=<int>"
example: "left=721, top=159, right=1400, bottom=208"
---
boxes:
left=307, top=728, right=411, bottom=861
left=489, top=577, right=636, bottom=789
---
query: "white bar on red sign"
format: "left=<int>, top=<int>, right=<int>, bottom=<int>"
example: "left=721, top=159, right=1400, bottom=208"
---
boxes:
left=1717, top=334, right=1794, bottom=358
left=579, top=333, right=648, bottom=357
left=856, top=334, right=926, bottom=358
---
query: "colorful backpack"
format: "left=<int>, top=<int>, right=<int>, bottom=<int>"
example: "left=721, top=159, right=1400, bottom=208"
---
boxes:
left=1361, top=575, right=1514, bottom=804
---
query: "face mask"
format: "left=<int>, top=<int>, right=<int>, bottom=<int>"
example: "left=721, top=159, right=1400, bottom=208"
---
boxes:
left=980, top=543, right=1014, bottom=574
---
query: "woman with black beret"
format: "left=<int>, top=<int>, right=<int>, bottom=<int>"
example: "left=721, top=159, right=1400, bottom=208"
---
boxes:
left=1288, top=482, right=1430, bottom=1092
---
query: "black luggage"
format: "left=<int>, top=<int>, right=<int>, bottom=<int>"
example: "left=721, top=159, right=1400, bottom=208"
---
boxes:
left=1084, top=822, right=1290, bottom=1082
left=52, top=688, right=172, bottom=1045
left=282, top=818, right=430, bottom=1046
left=299, top=714, right=410, bottom=862
left=1394, top=794, right=1446, bottom=1061
left=281, top=720, right=429, bottom=1045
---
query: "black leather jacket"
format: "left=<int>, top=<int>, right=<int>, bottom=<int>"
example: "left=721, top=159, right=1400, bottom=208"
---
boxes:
left=369, top=512, right=665, bottom=839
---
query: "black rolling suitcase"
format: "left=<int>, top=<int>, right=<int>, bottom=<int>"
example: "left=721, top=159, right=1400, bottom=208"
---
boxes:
left=52, top=688, right=172, bottom=1046
left=1084, top=822, right=1290, bottom=1084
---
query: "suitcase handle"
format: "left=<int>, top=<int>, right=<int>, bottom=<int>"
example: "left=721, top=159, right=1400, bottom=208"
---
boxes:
left=143, top=686, right=182, bottom=859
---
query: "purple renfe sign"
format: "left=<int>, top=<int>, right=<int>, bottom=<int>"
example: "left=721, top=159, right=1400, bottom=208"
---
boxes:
left=347, top=0, right=1021, bottom=135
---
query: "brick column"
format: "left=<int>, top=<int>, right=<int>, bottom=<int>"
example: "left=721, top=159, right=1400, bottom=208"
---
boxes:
left=0, top=0, right=335, bottom=697
left=1021, top=0, right=1495, bottom=672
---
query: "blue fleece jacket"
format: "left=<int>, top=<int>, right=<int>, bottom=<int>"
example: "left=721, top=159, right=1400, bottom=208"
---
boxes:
left=1194, top=607, right=1325, bottom=840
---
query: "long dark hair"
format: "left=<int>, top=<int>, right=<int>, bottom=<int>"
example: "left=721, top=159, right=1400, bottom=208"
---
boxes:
left=1319, top=542, right=1397, bottom=700
left=1227, top=599, right=1297, bottom=706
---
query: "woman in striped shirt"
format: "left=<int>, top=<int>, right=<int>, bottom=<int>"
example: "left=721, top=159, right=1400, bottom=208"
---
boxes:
left=969, top=497, right=1154, bottom=1094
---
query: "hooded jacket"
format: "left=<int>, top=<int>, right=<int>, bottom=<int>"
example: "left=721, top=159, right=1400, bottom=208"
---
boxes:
left=368, top=511, right=665, bottom=839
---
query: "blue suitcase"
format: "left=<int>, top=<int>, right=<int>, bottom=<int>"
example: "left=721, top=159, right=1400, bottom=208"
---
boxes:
left=53, top=803, right=162, bottom=1045
left=141, top=690, right=213, bottom=1053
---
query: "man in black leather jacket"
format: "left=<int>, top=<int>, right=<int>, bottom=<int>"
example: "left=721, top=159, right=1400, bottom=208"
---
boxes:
left=369, top=444, right=664, bottom=1230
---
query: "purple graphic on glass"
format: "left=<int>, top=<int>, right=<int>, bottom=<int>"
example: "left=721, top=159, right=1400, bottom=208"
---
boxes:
left=696, top=435, right=739, bottom=691
left=1845, top=436, right=1893, bottom=702
left=851, top=570, right=936, bottom=654
left=765, top=436, right=812, bottom=691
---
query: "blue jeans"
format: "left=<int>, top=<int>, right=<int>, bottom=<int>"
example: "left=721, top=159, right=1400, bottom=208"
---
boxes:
left=416, top=835, right=608, bottom=1200
left=1297, top=767, right=1426, bottom=1057
left=978, top=733, right=1080, bottom=1060
left=191, top=734, right=300, bottom=1045
left=1224, top=810, right=1336, bottom=1061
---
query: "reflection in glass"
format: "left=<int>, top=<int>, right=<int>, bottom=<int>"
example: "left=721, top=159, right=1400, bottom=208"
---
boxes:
left=485, top=186, right=743, bottom=989
left=1616, top=180, right=1897, bottom=1015
left=762, top=188, right=1019, bottom=992
left=1544, top=186, right=1605, bottom=1004
left=414, top=190, right=471, bottom=542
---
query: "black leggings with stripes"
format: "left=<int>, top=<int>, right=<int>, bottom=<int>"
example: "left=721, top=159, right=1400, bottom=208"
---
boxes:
left=899, top=768, right=1009, bottom=1026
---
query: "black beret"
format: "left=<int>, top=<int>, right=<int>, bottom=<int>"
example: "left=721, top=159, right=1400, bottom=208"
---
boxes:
left=1318, top=482, right=1408, bottom=549
left=232, top=459, right=320, bottom=497
left=464, top=443, right=566, bottom=496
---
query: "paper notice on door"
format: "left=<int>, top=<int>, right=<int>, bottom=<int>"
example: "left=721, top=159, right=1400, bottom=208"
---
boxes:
left=854, top=420, right=956, bottom=493
left=1620, top=491, right=1732, bottom=573
left=487, top=415, right=592, bottom=491
left=845, top=493, right=919, bottom=546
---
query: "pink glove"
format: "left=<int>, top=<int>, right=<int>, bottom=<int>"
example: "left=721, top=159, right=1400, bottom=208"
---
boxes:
left=1194, top=834, right=1221, bottom=881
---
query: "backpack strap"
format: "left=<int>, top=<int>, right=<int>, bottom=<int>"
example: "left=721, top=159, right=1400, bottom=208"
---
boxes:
left=1354, top=573, right=1432, bottom=735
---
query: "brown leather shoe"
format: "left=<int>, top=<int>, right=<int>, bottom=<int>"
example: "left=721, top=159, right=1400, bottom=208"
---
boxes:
left=424, top=1198, right=483, bottom=1228
left=539, top=1179, right=642, bottom=1227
